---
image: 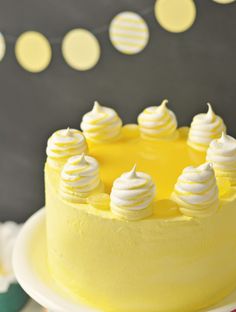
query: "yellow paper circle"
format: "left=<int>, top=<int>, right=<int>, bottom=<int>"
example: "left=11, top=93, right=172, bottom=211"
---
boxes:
left=109, top=11, right=149, bottom=55
left=213, top=0, right=235, bottom=3
left=15, top=31, right=51, bottom=73
left=155, top=0, right=196, bottom=33
left=62, top=29, right=100, bottom=71
left=0, top=33, right=6, bottom=61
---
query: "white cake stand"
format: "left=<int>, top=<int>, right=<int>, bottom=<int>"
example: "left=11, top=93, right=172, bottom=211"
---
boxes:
left=13, top=208, right=236, bottom=312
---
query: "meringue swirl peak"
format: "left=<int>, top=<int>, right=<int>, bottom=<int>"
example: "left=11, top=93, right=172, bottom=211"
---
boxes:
left=60, top=153, right=104, bottom=203
left=207, top=132, right=236, bottom=185
left=46, top=128, right=88, bottom=169
left=92, top=101, right=103, bottom=113
left=80, top=101, right=122, bottom=142
left=188, top=103, right=226, bottom=152
left=110, top=165, right=156, bottom=221
left=205, top=103, right=215, bottom=121
left=172, top=162, right=219, bottom=218
left=138, top=99, right=178, bottom=141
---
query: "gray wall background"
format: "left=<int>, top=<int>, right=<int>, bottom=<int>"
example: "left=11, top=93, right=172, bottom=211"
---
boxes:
left=0, top=0, right=236, bottom=221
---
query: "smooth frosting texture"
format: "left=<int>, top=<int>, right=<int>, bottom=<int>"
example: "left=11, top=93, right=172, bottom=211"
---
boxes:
left=80, top=101, right=122, bottom=142
left=207, top=132, right=236, bottom=185
left=137, top=99, right=178, bottom=140
left=60, top=154, right=103, bottom=203
left=188, top=103, right=226, bottom=151
left=172, top=163, right=219, bottom=218
left=110, top=165, right=156, bottom=220
left=46, top=128, right=88, bottom=169
left=46, top=160, right=236, bottom=312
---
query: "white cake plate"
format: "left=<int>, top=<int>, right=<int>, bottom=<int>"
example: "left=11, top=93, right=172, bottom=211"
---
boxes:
left=13, top=208, right=236, bottom=312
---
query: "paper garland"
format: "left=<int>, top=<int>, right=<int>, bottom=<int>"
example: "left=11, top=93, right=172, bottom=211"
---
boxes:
left=109, top=12, right=149, bottom=55
left=15, top=31, right=52, bottom=73
left=0, top=33, right=6, bottom=62
left=155, top=0, right=196, bottom=33
left=0, top=0, right=235, bottom=72
left=62, top=29, right=100, bottom=70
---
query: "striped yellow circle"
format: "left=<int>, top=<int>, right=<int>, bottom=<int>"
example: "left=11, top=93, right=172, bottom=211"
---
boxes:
left=0, top=33, right=6, bottom=62
left=62, top=29, right=100, bottom=71
left=109, top=11, right=149, bottom=55
left=15, top=31, right=52, bottom=73
left=213, top=0, right=235, bottom=3
left=155, top=0, right=196, bottom=33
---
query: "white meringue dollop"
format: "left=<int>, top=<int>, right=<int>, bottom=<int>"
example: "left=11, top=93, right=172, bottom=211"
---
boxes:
left=207, top=132, right=236, bottom=185
left=80, top=101, right=122, bottom=142
left=172, top=163, right=219, bottom=218
left=188, top=103, right=226, bottom=152
left=60, top=154, right=104, bottom=203
left=110, top=165, right=156, bottom=221
left=46, top=128, right=88, bottom=169
left=137, top=99, right=178, bottom=140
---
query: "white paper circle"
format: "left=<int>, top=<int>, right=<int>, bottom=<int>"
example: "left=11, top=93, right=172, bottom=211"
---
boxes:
left=109, top=11, right=149, bottom=55
left=0, top=33, right=6, bottom=62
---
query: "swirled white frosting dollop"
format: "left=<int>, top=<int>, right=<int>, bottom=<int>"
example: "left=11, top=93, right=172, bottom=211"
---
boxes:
left=80, top=101, right=122, bottom=142
left=188, top=103, right=226, bottom=151
left=46, top=128, right=88, bottom=169
left=60, top=154, right=104, bottom=203
left=137, top=99, right=178, bottom=140
left=110, top=165, right=156, bottom=220
left=207, top=132, right=236, bottom=185
left=172, top=163, right=219, bottom=218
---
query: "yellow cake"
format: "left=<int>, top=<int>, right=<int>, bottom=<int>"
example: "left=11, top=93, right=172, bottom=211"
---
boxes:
left=45, top=100, right=236, bottom=312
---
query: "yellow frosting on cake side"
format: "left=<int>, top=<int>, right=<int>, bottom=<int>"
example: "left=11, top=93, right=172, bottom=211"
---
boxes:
left=45, top=128, right=236, bottom=312
left=46, top=164, right=236, bottom=312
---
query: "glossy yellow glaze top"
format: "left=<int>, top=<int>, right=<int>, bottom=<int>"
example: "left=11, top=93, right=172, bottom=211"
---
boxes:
left=88, top=126, right=205, bottom=200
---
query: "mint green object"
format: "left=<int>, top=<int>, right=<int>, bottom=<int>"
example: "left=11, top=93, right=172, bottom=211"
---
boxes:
left=0, top=283, right=29, bottom=312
